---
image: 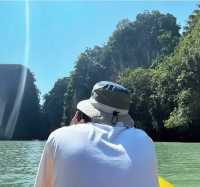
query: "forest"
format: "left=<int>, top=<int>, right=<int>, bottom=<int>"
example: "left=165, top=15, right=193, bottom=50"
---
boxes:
left=1, top=6, right=200, bottom=140
left=0, top=64, right=41, bottom=139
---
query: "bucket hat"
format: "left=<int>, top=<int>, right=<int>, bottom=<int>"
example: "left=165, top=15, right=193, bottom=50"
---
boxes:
left=77, top=81, right=134, bottom=127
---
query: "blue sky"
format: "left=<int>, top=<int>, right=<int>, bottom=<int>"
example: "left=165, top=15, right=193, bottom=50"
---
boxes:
left=0, top=1, right=199, bottom=99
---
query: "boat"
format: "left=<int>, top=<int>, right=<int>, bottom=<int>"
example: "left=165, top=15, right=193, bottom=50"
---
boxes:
left=159, top=176, right=174, bottom=187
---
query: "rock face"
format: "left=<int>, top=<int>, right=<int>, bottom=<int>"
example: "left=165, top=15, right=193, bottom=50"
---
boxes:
left=0, top=64, right=41, bottom=140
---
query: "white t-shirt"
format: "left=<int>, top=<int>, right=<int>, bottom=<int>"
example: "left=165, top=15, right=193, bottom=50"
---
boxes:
left=35, top=122, right=159, bottom=187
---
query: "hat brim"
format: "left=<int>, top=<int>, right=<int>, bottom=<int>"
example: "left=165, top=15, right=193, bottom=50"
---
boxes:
left=77, top=99, right=134, bottom=127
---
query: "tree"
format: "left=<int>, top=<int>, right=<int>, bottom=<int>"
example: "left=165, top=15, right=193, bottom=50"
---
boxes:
left=107, top=11, right=180, bottom=72
left=119, top=68, right=155, bottom=135
left=150, top=7, right=200, bottom=140
left=43, top=77, right=69, bottom=134
left=12, top=69, right=42, bottom=139
left=0, top=65, right=42, bottom=140
left=41, top=10, right=183, bottom=140
left=183, top=4, right=200, bottom=35
left=61, top=11, right=181, bottom=127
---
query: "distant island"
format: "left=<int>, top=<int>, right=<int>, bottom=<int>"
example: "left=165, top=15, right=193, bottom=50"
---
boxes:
left=1, top=7, right=200, bottom=141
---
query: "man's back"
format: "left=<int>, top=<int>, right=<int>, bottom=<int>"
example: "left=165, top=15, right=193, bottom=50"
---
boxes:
left=35, top=123, right=158, bottom=187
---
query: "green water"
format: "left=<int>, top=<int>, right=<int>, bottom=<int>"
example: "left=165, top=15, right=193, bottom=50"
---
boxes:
left=0, top=142, right=199, bottom=187
left=156, top=142, right=200, bottom=187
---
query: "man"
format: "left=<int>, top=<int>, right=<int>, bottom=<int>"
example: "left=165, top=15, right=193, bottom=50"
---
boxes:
left=35, top=81, right=159, bottom=187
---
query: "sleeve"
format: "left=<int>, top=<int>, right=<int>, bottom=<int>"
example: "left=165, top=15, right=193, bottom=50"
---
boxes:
left=34, top=136, right=55, bottom=187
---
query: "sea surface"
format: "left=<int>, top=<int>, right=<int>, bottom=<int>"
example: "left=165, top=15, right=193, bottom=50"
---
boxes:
left=0, top=141, right=199, bottom=187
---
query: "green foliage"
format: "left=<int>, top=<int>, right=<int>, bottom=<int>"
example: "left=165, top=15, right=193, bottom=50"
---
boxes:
left=13, top=69, right=42, bottom=139
left=152, top=5, right=200, bottom=139
left=34, top=9, right=200, bottom=140
left=61, top=11, right=181, bottom=128
left=73, top=47, right=108, bottom=101
left=108, top=11, right=180, bottom=70
left=4, top=8, right=200, bottom=140
left=183, top=4, right=200, bottom=35
left=119, top=68, right=154, bottom=133
left=118, top=5, right=200, bottom=140
left=42, top=77, right=69, bottom=134
left=0, top=65, right=42, bottom=140
left=63, top=73, right=76, bottom=124
left=164, top=90, right=192, bottom=129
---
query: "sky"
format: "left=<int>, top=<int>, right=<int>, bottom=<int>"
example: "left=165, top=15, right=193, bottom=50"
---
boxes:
left=0, top=1, right=199, bottom=99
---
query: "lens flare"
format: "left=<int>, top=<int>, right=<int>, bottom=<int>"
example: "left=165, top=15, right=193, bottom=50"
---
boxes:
left=4, top=0, right=30, bottom=139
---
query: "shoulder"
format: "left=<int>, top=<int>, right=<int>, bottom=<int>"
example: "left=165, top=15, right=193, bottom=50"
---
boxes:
left=49, top=124, right=92, bottom=138
left=124, top=128, right=156, bottom=158
left=47, top=124, right=94, bottom=146
left=125, top=127, right=154, bottom=145
left=45, top=124, right=95, bottom=157
left=133, top=128, right=152, bottom=140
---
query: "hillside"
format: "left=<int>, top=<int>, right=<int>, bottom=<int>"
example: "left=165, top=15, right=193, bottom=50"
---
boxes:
left=120, top=6, right=200, bottom=140
left=0, top=64, right=42, bottom=140
left=42, top=10, right=181, bottom=139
